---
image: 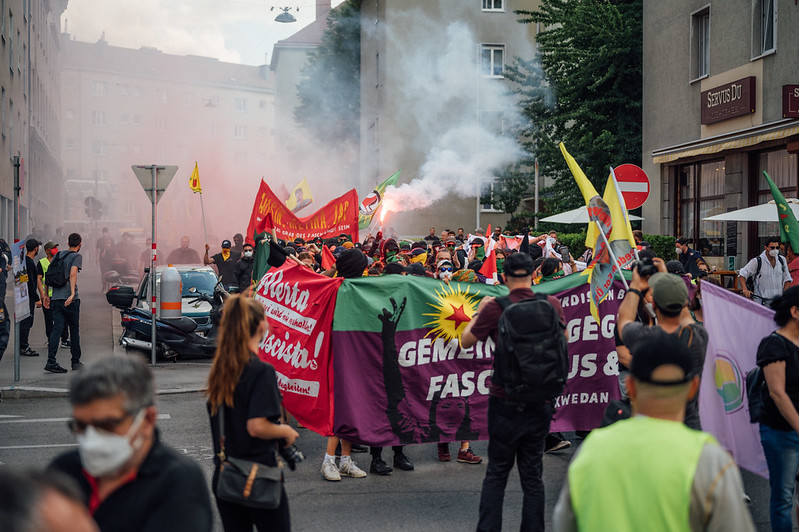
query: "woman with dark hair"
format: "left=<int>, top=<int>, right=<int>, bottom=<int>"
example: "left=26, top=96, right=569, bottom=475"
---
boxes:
left=757, top=286, right=799, bottom=532
left=207, top=295, right=299, bottom=532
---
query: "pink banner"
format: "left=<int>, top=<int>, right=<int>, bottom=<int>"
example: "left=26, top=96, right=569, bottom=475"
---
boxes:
left=699, top=282, right=771, bottom=477
left=254, top=262, right=343, bottom=436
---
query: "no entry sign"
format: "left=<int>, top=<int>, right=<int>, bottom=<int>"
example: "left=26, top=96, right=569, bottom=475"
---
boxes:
left=614, top=164, right=650, bottom=210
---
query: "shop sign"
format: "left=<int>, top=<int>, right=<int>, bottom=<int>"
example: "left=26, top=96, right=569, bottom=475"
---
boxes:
left=701, top=77, right=756, bottom=125
left=783, top=85, right=799, bottom=119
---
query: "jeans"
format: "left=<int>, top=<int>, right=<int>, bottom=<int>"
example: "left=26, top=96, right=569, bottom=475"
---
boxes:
left=48, top=299, right=81, bottom=365
left=18, top=298, right=35, bottom=350
left=477, top=397, right=553, bottom=532
left=42, top=305, right=69, bottom=345
left=760, top=424, right=799, bottom=532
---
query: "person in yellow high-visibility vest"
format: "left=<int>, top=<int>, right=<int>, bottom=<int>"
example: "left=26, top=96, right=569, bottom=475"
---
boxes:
left=553, top=330, right=755, bottom=532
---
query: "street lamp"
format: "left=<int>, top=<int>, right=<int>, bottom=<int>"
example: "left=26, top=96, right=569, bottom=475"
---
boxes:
left=272, top=6, right=298, bottom=23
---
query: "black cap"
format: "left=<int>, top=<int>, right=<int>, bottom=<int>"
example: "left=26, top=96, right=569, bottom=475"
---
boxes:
left=503, top=252, right=534, bottom=277
left=630, top=330, right=694, bottom=386
left=665, top=260, right=686, bottom=275
left=221, top=240, right=232, bottom=248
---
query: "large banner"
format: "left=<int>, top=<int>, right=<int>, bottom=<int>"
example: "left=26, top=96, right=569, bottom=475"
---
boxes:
left=330, top=273, right=626, bottom=446
left=254, top=262, right=343, bottom=436
left=536, top=277, right=625, bottom=432
left=699, top=282, right=770, bottom=477
left=246, top=179, right=359, bottom=244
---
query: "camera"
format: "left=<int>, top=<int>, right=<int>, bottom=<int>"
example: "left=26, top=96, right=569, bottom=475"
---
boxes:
left=634, top=257, right=657, bottom=277
left=280, top=443, right=305, bottom=471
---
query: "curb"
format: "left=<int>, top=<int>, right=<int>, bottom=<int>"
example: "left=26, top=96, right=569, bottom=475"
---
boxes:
left=1, top=385, right=208, bottom=399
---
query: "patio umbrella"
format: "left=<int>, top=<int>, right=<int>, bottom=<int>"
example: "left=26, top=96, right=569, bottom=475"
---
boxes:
left=703, top=199, right=799, bottom=222
left=540, top=205, right=644, bottom=224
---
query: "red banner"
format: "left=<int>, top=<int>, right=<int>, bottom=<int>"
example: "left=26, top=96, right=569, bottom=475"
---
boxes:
left=254, top=262, right=343, bottom=436
left=246, top=179, right=359, bottom=244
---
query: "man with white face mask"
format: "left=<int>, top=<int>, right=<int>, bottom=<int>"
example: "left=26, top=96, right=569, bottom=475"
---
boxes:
left=738, top=237, right=792, bottom=305
left=48, top=356, right=212, bottom=532
left=234, top=242, right=255, bottom=292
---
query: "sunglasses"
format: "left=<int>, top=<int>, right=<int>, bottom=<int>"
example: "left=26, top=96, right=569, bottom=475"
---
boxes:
left=439, top=267, right=453, bottom=273
left=67, top=413, right=132, bottom=434
left=768, top=246, right=779, bottom=250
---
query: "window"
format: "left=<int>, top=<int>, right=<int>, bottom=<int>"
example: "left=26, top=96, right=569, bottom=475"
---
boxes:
left=131, top=86, right=143, bottom=97
left=119, top=84, right=129, bottom=96
left=259, top=100, right=266, bottom=109
left=691, top=6, right=710, bottom=80
left=481, top=45, right=505, bottom=77
left=154, top=89, right=167, bottom=103
left=91, top=111, right=108, bottom=126
left=480, top=179, right=502, bottom=212
left=234, top=125, right=247, bottom=139
left=482, top=0, right=503, bottom=11
left=92, top=81, right=107, bottom=97
left=235, top=98, right=247, bottom=112
left=676, top=159, right=725, bottom=257
left=133, top=114, right=142, bottom=126
left=752, top=0, right=776, bottom=58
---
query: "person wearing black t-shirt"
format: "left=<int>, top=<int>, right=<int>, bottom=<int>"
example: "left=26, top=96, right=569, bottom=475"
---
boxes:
left=204, top=239, right=240, bottom=290
left=757, top=287, right=799, bottom=532
left=207, top=295, right=299, bottom=532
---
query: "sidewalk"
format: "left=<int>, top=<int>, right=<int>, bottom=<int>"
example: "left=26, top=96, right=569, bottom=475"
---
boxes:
left=0, top=262, right=210, bottom=398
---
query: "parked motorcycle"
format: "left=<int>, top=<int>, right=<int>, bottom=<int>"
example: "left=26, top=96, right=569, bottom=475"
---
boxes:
left=106, top=283, right=227, bottom=361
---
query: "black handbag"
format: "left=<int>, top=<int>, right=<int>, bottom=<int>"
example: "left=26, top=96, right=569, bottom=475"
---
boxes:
left=216, top=408, right=283, bottom=509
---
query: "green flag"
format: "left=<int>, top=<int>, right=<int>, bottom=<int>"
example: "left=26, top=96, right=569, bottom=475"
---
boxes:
left=764, top=171, right=799, bottom=252
left=358, top=170, right=400, bottom=230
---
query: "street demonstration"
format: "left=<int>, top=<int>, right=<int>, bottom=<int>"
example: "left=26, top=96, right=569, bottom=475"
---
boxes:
left=8, top=139, right=790, bottom=531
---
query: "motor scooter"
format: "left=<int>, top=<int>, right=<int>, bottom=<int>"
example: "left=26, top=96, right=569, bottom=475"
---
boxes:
left=106, top=283, right=227, bottom=361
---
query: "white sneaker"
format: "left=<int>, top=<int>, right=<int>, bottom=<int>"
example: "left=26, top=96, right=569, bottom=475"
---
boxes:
left=339, top=459, right=367, bottom=478
left=321, top=459, right=341, bottom=481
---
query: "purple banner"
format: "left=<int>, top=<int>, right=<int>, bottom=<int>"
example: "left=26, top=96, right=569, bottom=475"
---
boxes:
left=551, top=280, right=624, bottom=431
left=699, top=282, right=770, bottom=477
left=333, top=330, right=492, bottom=446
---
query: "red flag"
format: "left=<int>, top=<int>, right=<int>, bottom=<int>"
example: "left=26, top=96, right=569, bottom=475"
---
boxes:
left=479, top=247, right=497, bottom=282
left=321, top=245, right=336, bottom=270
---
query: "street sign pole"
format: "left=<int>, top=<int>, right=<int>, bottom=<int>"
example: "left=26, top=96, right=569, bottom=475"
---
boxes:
left=132, top=164, right=178, bottom=366
left=12, top=155, right=20, bottom=382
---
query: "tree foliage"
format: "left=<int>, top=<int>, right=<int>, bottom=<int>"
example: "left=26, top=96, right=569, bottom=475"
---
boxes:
left=295, top=0, right=362, bottom=144
left=514, top=0, right=643, bottom=213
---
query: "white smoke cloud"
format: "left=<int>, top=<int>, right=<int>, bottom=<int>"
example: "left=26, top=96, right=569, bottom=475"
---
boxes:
left=375, top=12, right=532, bottom=215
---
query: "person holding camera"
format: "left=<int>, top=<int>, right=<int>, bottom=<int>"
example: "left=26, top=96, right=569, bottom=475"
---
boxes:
left=617, top=257, right=708, bottom=430
left=207, top=295, right=299, bottom=532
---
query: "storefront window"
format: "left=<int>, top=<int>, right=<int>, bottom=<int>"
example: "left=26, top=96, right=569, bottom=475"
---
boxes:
left=755, top=149, right=798, bottom=250
left=677, top=159, right=725, bottom=256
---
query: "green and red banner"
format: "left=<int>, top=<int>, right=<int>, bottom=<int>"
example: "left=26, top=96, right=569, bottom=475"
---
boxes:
left=255, top=263, right=628, bottom=444
left=246, top=179, right=359, bottom=244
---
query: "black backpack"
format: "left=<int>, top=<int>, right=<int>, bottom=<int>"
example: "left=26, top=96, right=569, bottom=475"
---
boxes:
left=45, top=251, right=75, bottom=288
left=493, top=294, right=568, bottom=403
left=745, top=366, right=766, bottom=424
left=746, top=255, right=786, bottom=293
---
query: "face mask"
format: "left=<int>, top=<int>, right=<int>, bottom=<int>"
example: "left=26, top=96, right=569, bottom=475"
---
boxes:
left=439, top=271, right=452, bottom=281
left=675, top=247, right=683, bottom=255
left=475, top=247, right=485, bottom=260
left=77, top=410, right=146, bottom=478
left=221, top=250, right=231, bottom=260
left=496, top=258, right=504, bottom=273
left=554, top=269, right=565, bottom=278
left=244, top=250, right=253, bottom=258
left=769, top=248, right=779, bottom=258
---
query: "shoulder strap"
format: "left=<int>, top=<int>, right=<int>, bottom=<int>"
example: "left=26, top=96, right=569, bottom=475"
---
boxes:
left=496, top=296, right=512, bottom=311
left=217, top=408, right=227, bottom=461
left=755, top=256, right=762, bottom=279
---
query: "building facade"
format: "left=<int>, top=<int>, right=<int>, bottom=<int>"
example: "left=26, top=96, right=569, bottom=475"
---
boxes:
left=643, top=0, right=799, bottom=268
left=60, top=34, right=276, bottom=247
left=360, top=0, right=539, bottom=237
left=0, top=0, right=67, bottom=241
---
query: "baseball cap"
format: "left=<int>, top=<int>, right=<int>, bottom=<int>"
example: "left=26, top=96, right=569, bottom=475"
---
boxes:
left=342, top=241, right=355, bottom=249
left=503, top=252, right=534, bottom=277
left=649, top=272, right=688, bottom=314
left=630, top=330, right=695, bottom=386
left=665, top=260, right=685, bottom=275
left=221, top=240, right=232, bottom=249
left=437, top=260, right=453, bottom=270
left=44, top=241, right=58, bottom=251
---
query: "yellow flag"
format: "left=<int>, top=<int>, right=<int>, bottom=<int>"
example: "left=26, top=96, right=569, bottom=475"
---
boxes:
left=559, top=143, right=600, bottom=204
left=285, top=178, right=313, bottom=212
left=585, top=171, right=637, bottom=251
left=189, top=162, right=202, bottom=194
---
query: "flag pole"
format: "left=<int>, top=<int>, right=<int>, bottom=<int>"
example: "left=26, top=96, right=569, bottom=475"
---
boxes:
left=199, top=193, right=209, bottom=245
left=595, top=228, right=629, bottom=290
left=609, top=166, right=640, bottom=261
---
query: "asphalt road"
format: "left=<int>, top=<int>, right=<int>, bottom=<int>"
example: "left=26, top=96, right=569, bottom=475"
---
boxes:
left=0, top=392, right=778, bottom=532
